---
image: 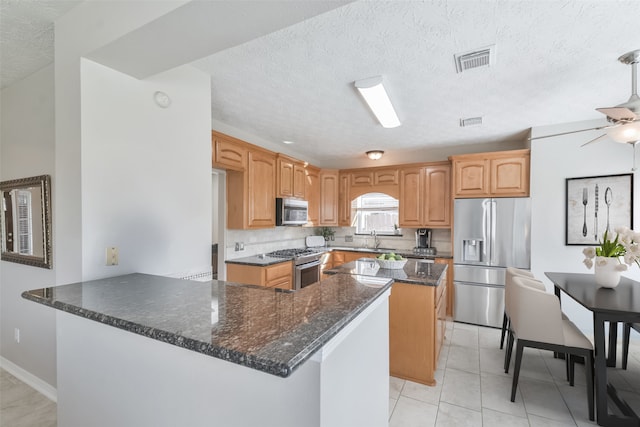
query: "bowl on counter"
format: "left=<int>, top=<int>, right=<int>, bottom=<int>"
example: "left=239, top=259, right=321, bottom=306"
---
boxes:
left=376, top=258, right=408, bottom=269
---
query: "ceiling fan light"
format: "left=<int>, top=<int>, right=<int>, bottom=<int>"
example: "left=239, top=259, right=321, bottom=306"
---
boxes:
left=366, top=150, right=384, bottom=160
left=607, top=122, right=640, bottom=143
left=354, top=76, right=401, bottom=128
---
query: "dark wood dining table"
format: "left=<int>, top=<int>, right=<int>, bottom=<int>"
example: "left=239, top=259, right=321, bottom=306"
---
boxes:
left=546, top=272, right=640, bottom=427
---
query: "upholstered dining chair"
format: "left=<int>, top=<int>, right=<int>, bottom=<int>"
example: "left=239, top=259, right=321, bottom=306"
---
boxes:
left=622, top=323, right=640, bottom=369
left=509, top=276, right=595, bottom=421
left=501, top=267, right=536, bottom=350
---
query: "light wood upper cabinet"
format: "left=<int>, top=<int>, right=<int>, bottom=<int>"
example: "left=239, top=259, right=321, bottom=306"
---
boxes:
left=338, top=173, right=351, bottom=226
left=320, top=169, right=339, bottom=226
left=399, top=163, right=451, bottom=228
left=423, top=165, right=451, bottom=227
left=399, top=167, right=423, bottom=227
left=490, top=156, right=529, bottom=196
left=350, top=171, right=374, bottom=187
left=226, top=145, right=276, bottom=230
left=212, top=131, right=247, bottom=171
left=450, top=149, right=530, bottom=198
left=305, top=165, right=321, bottom=226
left=374, top=168, right=399, bottom=185
left=247, top=150, right=276, bottom=228
left=276, top=154, right=306, bottom=199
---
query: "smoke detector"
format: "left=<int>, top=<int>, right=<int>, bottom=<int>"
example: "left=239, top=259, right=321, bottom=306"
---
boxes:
left=454, top=45, right=496, bottom=73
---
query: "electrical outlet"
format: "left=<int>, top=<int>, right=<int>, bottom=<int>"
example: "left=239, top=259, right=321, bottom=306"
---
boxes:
left=14, top=328, right=20, bottom=343
left=235, top=242, right=244, bottom=251
left=106, top=247, right=119, bottom=266
left=345, top=235, right=353, bottom=242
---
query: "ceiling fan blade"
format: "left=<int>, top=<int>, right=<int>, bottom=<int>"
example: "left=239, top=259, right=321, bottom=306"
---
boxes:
left=596, top=107, right=636, bottom=121
left=528, top=125, right=610, bottom=141
left=581, top=133, right=608, bottom=147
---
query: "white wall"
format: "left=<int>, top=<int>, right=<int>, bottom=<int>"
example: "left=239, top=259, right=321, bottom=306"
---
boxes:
left=80, top=59, right=211, bottom=279
left=0, top=64, right=57, bottom=387
left=530, top=119, right=640, bottom=334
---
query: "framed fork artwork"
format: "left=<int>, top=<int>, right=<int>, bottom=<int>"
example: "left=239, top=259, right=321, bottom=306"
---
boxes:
left=565, top=173, right=633, bottom=245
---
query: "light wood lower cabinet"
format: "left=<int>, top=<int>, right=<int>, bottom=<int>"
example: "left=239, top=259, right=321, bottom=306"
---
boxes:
left=435, top=258, right=454, bottom=317
left=389, top=278, right=446, bottom=386
left=226, top=261, right=293, bottom=290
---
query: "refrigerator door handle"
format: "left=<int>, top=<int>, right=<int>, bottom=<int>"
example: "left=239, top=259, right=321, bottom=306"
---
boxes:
left=490, top=199, right=497, bottom=265
left=482, top=199, right=491, bottom=264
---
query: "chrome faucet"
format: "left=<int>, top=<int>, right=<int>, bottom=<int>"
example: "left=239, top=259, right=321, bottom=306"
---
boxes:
left=371, top=230, right=381, bottom=248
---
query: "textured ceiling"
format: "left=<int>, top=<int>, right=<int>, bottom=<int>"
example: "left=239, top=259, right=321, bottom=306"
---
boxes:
left=192, top=0, right=640, bottom=168
left=0, top=0, right=80, bottom=89
left=3, top=1, right=640, bottom=169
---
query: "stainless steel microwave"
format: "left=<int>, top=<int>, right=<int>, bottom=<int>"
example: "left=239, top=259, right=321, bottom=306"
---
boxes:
left=276, top=198, right=308, bottom=226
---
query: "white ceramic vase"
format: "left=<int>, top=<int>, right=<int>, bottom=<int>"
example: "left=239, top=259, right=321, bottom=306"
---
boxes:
left=594, top=256, right=622, bottom=288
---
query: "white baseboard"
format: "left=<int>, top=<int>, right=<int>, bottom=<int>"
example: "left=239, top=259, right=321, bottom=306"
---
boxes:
left=0, top=356, right=57, bottom=402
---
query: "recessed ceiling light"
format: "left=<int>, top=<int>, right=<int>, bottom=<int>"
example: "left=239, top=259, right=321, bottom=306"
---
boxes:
left=283, top=140, right=294, bottom=144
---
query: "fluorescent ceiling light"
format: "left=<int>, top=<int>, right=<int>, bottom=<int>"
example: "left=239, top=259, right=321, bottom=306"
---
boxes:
left=607, top=122, right=640, bottom=143
left=354, top=76, right=401, bottom=128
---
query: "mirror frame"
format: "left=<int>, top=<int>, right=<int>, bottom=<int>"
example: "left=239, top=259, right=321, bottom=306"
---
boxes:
left=1, top=175, right=52, bottom=269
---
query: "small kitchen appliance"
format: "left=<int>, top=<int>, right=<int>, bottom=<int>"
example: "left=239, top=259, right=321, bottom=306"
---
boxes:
left=414, top=228, right=436, bottom=256
left=275, top=198, right=308, bottom=226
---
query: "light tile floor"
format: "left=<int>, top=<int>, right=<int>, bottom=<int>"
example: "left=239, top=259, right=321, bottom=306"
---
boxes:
left=2, top=322, right=639, bottom=427
left=0, top=368, right=56, bottom=427
left=390, top=322, right=640, bottom=427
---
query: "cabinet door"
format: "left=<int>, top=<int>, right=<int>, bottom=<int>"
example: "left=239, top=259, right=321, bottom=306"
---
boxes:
left=350, top=171, right=374, bottom=187
left=435, top=258, right=454, bottom=317
left=277, top=156, right=295, bottom=197
left=423, top=165, right=451, bottom=227
left=490, top=156, right=529, bottom=196
left=435, top=285, right=447, bottom=368
left=212, top=133, right=247, bottom=171
left=374, top=168, right=399, bottom=185
left=305, top=166, right=321, bottom=226
left=453, top=159, right=489, bottom=197
left=338, top=173, right=351, bottom=226
left=399, top=167, right=423, bottom=227
left=320, top=170, right=339, bottom=226
left=247, top=150, right=276, bottom=228
left=293, top=164, right=306, bottom=198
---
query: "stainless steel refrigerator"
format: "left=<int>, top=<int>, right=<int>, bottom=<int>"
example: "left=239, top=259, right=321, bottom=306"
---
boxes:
left=453, top=198, right=531, bottom=328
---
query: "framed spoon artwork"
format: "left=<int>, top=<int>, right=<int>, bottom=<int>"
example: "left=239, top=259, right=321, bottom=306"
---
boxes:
left=565, top=173, right=633, bottom=245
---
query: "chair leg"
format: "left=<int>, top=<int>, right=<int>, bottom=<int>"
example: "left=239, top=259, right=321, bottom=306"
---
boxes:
left=623, top=322, right=631, bottom=370
left=585, top=350, right=595, bottom=421
left=505, top=330, right=514, bottom=373
left=500, top=312, right=508, bottom=349
left=568, top=354, right=575, bottom=386
left=511, top=340, right=524, bottom=402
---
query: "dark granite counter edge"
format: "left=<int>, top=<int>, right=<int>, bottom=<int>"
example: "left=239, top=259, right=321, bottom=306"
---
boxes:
left=22, top=278, right=393, bottom=378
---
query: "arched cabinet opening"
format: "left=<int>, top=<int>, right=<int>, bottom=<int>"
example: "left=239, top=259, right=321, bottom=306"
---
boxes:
left=350, top=192, right=400, bottom=236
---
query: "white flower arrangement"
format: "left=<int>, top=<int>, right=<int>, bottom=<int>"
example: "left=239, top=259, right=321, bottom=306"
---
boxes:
left=583, top=227, right=640, bottom=271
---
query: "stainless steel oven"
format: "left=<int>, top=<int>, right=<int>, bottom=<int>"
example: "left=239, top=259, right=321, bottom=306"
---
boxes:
left=295, top=259, right=321, bottom=290
left=266, top=247, right=324, bottom=290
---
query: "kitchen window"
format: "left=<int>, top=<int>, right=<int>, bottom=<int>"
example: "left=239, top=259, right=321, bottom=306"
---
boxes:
left=352, top=193, right=399, bottom=235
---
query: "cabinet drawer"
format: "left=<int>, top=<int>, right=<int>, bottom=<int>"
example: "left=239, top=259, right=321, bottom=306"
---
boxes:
left=374, top=168, right=399, bottom=185
left=350, top=171, right=374, bottom=186
left=265, top=261, right=292, bottom=282
left=269, top=278, right=292, bottom=290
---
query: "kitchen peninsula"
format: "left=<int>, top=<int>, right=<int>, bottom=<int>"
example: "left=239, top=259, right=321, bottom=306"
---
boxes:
left=22, top=273, right=392, bottom=427
left=325, top=258, right=449, bottom=385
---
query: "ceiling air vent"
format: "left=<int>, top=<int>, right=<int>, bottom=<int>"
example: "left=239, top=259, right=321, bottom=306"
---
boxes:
left=460, top=117, right=483, bottom=127
left=454, top=45, right=495, bottom=73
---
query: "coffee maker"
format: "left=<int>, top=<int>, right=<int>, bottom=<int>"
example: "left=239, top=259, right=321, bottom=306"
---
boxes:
left=414, top=228, right=436, bottom=255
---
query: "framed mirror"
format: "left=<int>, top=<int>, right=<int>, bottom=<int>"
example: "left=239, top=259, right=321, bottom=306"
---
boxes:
left=1, top=175, right=52, bottom=269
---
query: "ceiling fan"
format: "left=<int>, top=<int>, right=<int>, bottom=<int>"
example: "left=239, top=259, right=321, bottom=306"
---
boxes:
left=530, top=48, right=640, bottom=145
left=530, top=49, right=640, bottom=169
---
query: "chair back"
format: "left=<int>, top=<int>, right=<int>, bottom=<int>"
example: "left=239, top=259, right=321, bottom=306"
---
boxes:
left=511, top=276, right=564, bottom=345
left=505, top=267, right=536, bottom=317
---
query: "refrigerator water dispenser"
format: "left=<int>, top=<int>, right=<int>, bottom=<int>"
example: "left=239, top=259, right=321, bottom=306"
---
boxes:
left=462, top=239, right=483, bottom=262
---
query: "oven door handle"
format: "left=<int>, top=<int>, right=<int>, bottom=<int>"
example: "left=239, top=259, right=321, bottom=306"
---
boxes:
left=296, top=259, right=321, bottom=270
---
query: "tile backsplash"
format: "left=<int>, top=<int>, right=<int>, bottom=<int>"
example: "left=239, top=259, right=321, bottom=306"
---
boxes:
left=225, top=227, right=451, bottom=259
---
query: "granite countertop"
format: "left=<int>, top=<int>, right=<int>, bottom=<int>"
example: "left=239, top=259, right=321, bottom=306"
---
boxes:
left=225, top=254, right=292, bottom=266
left=22, top=273, right=392, bottom=378
left=227, top=247, right=452, bottom=266
left=324, top=258, right=447, bottom=286
left=326, top=246, right=453, bottom=260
